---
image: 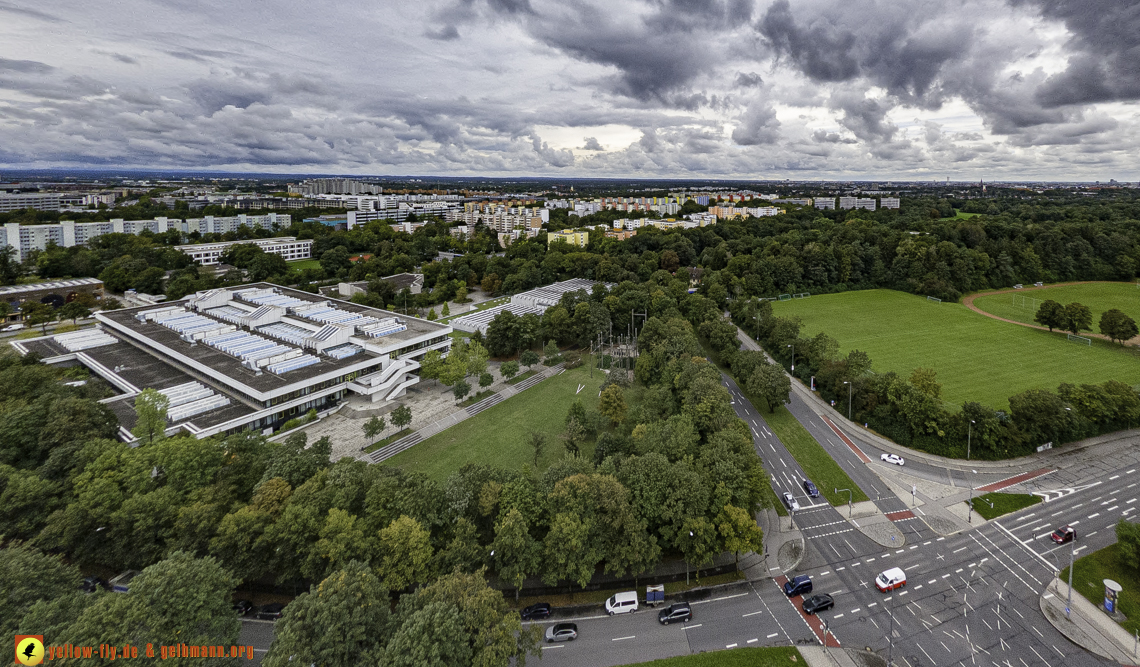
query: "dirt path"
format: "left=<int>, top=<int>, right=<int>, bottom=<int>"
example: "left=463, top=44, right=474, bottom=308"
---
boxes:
left=961, top=281, right=1140, bottom=347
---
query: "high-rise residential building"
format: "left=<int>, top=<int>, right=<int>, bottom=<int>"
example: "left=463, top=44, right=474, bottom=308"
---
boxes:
left=880, top=197, right=900, bottom=209
left=0, top=192, right=61, bottom=212
left=175, top=237, right=313, bottom=266
left=814, top=198, right=836, bottom=210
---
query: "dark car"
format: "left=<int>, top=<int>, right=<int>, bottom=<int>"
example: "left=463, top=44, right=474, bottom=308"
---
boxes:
left=233, top=600, right=254, bottom=616
left=1051, top=526, right=1076, bottom=544
left=544, top=623, right=578, bottom=643
left=802, top=479, right=819, bottom=498
left=81, top=576, right=108, bottom=593
left=658, top=603, right=692, bottom=625
left=783, top=575, right=812, bottom=598
left=802, top=594, right=834, bottom=615
left=521, top=603, right=552, bottom=620
left=255, top=603, right=286, bottom=620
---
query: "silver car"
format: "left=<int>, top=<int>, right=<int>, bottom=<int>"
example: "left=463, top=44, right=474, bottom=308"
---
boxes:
left=545, top=623, right=578, bottom=642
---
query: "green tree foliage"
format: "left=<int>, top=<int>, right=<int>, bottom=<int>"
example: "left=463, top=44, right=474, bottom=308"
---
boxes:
left=363, top=415, right=386, bottom=445
left=1062, top=302, right=1093, bottom=335
left=519, top=349, right=539, bottom=368
left=500, top=360, right=520, bottom=381
left=59, top=301, right=91, bottom=324
left=131, top=388, right=170, bottom=445
left=453, top=380, right=471, bottom=402
left=23, top=301, right=55, bottom=334
left=1, top=542, right=81, bottom=637
left=491, top=508, right=540, bottom=600
left=387, top=601, right=471, bottom=667
left=390, top=404, right=413, bottom=431
left=1100, top=309, right=1139, bottom=345
left=746, top=363, right=791, bottom=412
left=1118, top=519, right=1140, bottom=571
left=376, top=515, right=433, bottom=590
left=263, top=562, right=392, bottom=667
left=479, top=371, right=494, bottom=389
left=716, top=504, right=764, bottom=566
left=598, top=384, right=627, bottom=425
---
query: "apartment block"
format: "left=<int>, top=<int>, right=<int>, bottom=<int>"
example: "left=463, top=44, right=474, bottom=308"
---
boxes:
left=814, top=198, right=836, bottom=210
left=0, top=192, right=61, bottom=212
left=548, top=229, right=590, bottom=247
left=880, top=197, right=901, bottom=209
left=175, top=237, right=313, bottom=266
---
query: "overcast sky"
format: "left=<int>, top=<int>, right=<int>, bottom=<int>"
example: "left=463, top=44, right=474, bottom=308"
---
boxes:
left=1, top=0, right=1138, bottom=180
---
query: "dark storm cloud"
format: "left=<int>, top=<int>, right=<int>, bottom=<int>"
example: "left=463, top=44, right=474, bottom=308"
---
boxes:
left=1018, top=0, right=1140, bottom=107
left=0, top=1, right=65, bottom=23
left=811, top=129, right=856, bottom=144
left=758, top=0, right=859, bottom=82
left=734, top=72, right=764, bottom=88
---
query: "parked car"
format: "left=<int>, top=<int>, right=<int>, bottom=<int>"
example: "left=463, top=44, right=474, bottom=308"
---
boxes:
left=255, top=603, right=286, bottom=620
left=544, top=623, right=578, bottom=643
left=875, top=568, right=907, bottom=592
left=802, top=479, right=819, bottom=498
left=81, top=576, right=108, bottom=593
left=802, top=594, right=834, bottom=615
left=783, top=575, right=813, bottom=597
left=658, top=603, right=692, bottom=625
left=1051, top=526, right=1076, bottom=544
left=521, top=603, right=552, bottom=620
left=605, top=591, right=638, bottom=615
left=233, top=600, right=254, bottom=616
left=880, top=453, right=905, bottom=466
left=782, top=492, right=800, bottom=511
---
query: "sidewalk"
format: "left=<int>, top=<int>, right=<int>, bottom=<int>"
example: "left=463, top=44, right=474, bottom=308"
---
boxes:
left=799, top=646, right=873, bottom=667
left=1040, top=577, right=1140, bottom=664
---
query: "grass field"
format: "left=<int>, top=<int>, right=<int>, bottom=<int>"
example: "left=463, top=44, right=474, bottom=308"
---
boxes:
left=771, top=290, right=1140, bottom=409
left=628, top=647, right=803, bottom=667
left=287, top=258, right=322, bottom=271
left=972, top=282, right=1140, bottom=333
left=1060, top=542, right=1140, bottom=636
left=382, top=363, right=603, bottom=481
left=762, top=407, right=870, bottom=507
left=970, top=492, right=1041, bottom=520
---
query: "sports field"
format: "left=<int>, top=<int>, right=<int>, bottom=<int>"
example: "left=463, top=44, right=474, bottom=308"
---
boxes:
left=770, top=290, right=1140, bottom=409
left=972, top=282, right=1140, bottom=332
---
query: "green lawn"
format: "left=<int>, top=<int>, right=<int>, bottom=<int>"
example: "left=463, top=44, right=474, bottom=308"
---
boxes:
left=287, top=258, right=322, bottom=271
left=763, top=406, right=870, bottom=506
left=972, top=282, right=1140, bottom=334
left=382, top=364, right=602, bottom=481
left=771, top=289, right=1140, bottom=409
left=970, top=492, right=1041, bottom=520
left=1060, top=542, right=1140, bottom=636
left=628, top=647, right=803, bottom=667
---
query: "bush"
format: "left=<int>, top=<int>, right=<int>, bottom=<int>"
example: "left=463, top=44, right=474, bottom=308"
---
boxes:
left=562, top=352, right=582, bottom=368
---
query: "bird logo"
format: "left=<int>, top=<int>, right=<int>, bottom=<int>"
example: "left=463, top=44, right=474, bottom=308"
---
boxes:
left=15, top=636, right=44, bottom=666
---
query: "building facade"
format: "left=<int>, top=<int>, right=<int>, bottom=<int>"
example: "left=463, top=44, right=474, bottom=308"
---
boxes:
left=175, top=237, right=314, bottom=266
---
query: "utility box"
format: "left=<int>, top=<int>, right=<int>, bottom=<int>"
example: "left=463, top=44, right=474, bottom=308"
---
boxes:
left=645, top=584, right=665, bottom=607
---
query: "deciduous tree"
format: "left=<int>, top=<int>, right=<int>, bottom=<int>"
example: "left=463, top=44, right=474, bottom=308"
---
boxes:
left=376, top=515, right=433, bottom=591
left=1034, top=299, right=1065, bottom=332
left=131, top=388, right=169, bottom=445
left=1100, top=309, right=1138, bottom=346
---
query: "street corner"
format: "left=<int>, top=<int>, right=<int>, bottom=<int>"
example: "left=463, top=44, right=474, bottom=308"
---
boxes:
left=854, top=519, right=906, bottom=549
left=777, top=536, right=805, bottom=573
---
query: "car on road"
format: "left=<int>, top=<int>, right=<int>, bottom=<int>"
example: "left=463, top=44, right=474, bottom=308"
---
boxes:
left=783, top=575, right=813, bottom=597
left=521, top=603, right=552, bottom=620
left=782, top=492, right=800, bottom=511
left=1, top=324, right=24, bottom=332
left=802, top=479, right=819, bottom=498
left=880, top=453, right=905, bottom=466
left=1051, top=526, right=1076, bottom=544
left=875, top=567, right=907, bottom=592
left=255, top=603, right=286, bottom=620
left=658, top=603, right=692, bottom=625
left=233, top=600, right=254, bottom=616
left=802, top=594, right=834, bottom=615
left=605, top=591, right=638, bottom=615
left=545, top=623, right=578, bottom=642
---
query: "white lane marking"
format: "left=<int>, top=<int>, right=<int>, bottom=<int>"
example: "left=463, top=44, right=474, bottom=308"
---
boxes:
left=833, top=613, right=845, bottom=619
left=742, top=611, right=763, bottom=617
left=747, top=638, right=757, bottom=644
left=541, top=646, right=564, bottom=650
left=684, top=624, right=703, bottom=630
left=766, top=633, right=779, bottom=638
left=612, top=636, right=635, bottom=642
left=725, top=643, right=738, bottom=649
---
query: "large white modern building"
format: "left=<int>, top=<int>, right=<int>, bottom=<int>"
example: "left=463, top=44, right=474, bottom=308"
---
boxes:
left=176, top=237, right=313, bottom=266
left=0, top=214, right=291, bottom=262
left=10, top=283, right=452, bottom=441
left=449, top=278, right=613, bottom=334
left=0, top=192, right=61, bottom=212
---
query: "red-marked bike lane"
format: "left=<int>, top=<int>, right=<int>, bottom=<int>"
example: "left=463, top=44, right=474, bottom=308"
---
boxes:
left=772, top=575, right=842, bottom=648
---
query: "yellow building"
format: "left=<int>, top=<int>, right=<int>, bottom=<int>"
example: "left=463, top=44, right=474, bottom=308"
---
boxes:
left=547, top=229, right=590, bottom=247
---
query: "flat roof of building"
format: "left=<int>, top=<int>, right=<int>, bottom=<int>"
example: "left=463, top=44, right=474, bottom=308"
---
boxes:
left=0, top=277, right=103, bottom=297
left=96, top=282, right=450, bottom=398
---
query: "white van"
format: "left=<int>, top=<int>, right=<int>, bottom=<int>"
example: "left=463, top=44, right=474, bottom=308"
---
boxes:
left=875, top=567, right=906, bottom=592
left=605, top=591, right=639, bottom=615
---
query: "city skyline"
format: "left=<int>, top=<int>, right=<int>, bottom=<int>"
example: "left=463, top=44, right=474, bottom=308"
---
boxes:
left=1, top=0, right=1138, bottom=180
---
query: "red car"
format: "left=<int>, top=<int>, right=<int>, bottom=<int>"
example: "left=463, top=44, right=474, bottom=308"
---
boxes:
left=1051, top=526, right=1076, bottom=544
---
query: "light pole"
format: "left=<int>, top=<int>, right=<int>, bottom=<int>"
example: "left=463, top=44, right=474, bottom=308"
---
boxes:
left=844, top=381, right=852, bottom=420
left=967, top=419, right=974, bottom=461
left=968, top=469, right=977, bottom=523
left=686, top=530, right=694, bottom=585
left=836, top=487, right=853, bottom=518
left=1067, top=535, right=1075, bottom=618
left=787, top=343, right=795, bottom=371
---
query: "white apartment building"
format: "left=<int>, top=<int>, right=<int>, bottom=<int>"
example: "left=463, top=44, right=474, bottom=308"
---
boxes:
left=880, top=197, right=900, bottom=209
left=0, top=192, right=61, bottom=212
left=175, top=237, right=313, bottom=266
left=0, top=214, right=290, bottom=262
left=814, top=198, right=836, bottom=210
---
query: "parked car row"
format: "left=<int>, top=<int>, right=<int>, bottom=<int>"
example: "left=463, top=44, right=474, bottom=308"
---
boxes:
left=534, top=590, right=695, bottom=643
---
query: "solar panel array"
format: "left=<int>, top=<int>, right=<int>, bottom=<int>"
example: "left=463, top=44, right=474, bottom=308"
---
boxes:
left=450, top=302, right=541, bottom=332
left=54, top=329, right=118, bottom=352
left=296, top=304, right=380, bottom=328
left=159, top=381, right=232, bottom=422
left=359, top=318, right=407, bottom=338
left=259, top=322, right=312, bottom=346
left=242, top=291, right=308, bottom=309
left=202, top=330, right=299, bottom=369
left=206, top=305, right=249, bottom=325
left=152, top=311, right=235, bottom=341
left=267, top=354, right=320, bottom=374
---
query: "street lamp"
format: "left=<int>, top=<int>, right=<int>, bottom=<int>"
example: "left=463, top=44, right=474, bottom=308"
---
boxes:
left=843, top=381, right=852, bottom=420
left=968, top=469, right=977, bottom=523
left=787, top=344, right=795, bottom=371
left=686, top=530, right=694, bottom=585
left=1067, top=535, right=1075, bottom=618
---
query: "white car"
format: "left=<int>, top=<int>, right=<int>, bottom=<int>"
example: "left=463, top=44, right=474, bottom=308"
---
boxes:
left=1, top=324, right=24, bottom=332
left=880, top=453, right=905, bottom=466
left=782, top=492, right=800, bottom=511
